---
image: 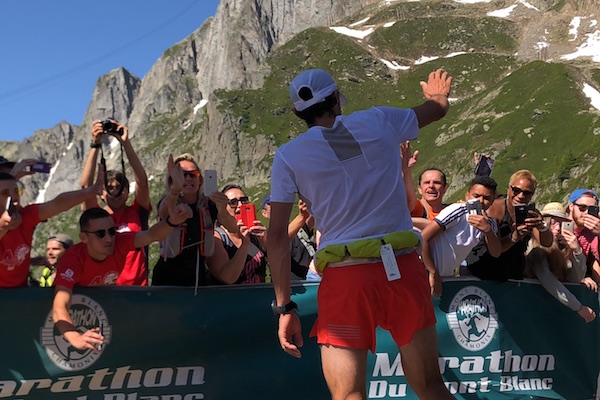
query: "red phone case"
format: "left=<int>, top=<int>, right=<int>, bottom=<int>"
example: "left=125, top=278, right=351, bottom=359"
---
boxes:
left=237, top=204, right=256, bottom=227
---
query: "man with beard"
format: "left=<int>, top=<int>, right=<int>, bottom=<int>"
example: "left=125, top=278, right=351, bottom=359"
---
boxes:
left=567, top=188, right=600, bottom=287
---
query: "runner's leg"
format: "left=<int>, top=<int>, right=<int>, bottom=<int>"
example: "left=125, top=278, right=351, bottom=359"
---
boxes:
left=399, top=325, right=454, bottom=399
left=321, top=344, right=368, bottom=400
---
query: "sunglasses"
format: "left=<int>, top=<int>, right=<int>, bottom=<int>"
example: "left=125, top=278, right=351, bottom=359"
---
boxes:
left=510, top=186, right=534, bottom=197
left=0, top=187, right=23, bottom=197
left=82, top=227, right=117, bottom=239
left=573, top=203, right=590, bottom=212
left=227, top=196, right=249, bottom=207
left=182, top=170, right=201, bottom=179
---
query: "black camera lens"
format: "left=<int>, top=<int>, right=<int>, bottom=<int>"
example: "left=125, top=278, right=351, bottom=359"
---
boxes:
left=101, top=119, right=122, bottom=136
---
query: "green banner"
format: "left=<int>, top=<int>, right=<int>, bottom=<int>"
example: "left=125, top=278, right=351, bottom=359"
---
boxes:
left=0, top=279, right=598, bottom=399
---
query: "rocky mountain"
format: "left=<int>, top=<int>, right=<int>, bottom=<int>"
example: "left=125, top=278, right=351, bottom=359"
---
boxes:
left=3, top=0, right=600, bottom=253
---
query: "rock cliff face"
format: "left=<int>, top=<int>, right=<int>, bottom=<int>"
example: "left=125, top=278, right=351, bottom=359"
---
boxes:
left=6, top=0, right=377, bottom=203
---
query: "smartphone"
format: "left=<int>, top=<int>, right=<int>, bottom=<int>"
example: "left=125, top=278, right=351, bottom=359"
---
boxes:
left=97, top=320, right=103, bottom=351
left=561, top=220, right=574, bottom=233
left=474, top=154, right=495, bottom=177
left=5, top=196, right=15, bottom=217
left=514, top=204, right=529, bottom=226
left=236, top=203, right=256, bottom=227
left=466, top=199, right=482, bottom=215
left=203, top=169, right=218, bottom=196
left=588, top=205, right=599, bottom=218
left=30, top=162, right=52, bottom=173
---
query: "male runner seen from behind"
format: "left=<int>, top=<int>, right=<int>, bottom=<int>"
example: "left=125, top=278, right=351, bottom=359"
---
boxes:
left=268, top=68, right=454, bottom=399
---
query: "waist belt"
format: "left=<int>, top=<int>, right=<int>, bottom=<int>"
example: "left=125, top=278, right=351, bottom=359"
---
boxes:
left=315, top=230, right=420, bottom=272
left=327, top=247, right=415, bottom=267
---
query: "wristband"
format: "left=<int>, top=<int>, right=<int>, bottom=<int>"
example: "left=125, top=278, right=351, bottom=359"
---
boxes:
left=510, top=233, right=519, bottom=243
left=271, top=300, right=298, bottom=315
left=90, top=142, right=101, bottom=149
left=573, top=248, right=583, bottom=256
left=165, top=216, right=179, bottom=227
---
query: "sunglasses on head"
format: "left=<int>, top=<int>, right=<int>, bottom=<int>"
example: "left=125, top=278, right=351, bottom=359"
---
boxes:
left=82, top=227, right=117, bottom=239
left=182, top=170, right=201, bottom=179
left=227, top=196, right=249, bottom=207
left=510, top=186, right=534, bottom=197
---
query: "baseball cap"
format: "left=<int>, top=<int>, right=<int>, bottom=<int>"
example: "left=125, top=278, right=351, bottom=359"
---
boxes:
left=48, top=233, right=74, bottom=249
left=541, top=202, right=569, bottom=220
left=569, top=188, right=599, bottom=204
left=261, top=194, right=271, bottom=209
left=0, top=156, right=15, bottom=168
left=289, top=69, right=347, bottom=112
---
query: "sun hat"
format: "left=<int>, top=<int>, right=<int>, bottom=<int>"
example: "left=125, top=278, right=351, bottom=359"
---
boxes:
left=289, top=69, right=347, bottom=112
left=569, top=188, right=599, bottom=204
left=541, top=202, right=569, bottom=220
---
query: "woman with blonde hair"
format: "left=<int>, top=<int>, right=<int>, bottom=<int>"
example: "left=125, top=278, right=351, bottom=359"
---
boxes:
left=152, top=153, right=238, bottom=287
left=525, top=202, right=596, bottom=323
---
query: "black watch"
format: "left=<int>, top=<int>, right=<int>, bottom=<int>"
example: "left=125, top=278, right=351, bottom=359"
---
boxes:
left=271, top=300, right=298, bottom=315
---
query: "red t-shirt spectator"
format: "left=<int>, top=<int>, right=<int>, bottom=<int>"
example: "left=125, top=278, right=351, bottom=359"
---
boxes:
left=54, top=232, right=137, bottom=290
left=0, top=204, right=42, bottom=287
left=111, top=200, right=150, bottom=286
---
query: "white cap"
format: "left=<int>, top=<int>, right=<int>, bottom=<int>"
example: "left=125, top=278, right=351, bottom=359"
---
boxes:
left=289, top=69, right=347, bottom=112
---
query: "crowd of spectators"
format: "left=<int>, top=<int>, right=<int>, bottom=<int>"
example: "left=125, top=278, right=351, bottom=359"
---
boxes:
left=2, top=110, right=599, bottom=349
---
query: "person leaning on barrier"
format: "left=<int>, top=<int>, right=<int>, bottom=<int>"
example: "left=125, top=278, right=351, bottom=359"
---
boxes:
left=52, top=203, right=192, bottom=351
left=268, top=68, right=454, bottom=399
left=29, top=233, right=74, bottom=287
left=567, top=188, right=600, bottom=290
left=81, top=119, right=152, bottom=286
left=152, top=154, right=239, bottom=287
left=524, top=202, right=596, bottom=323
left=0, top=170, right=104, bottom=288
left=208, top=184, right=268, bottom=284
left=466, top=169, right=553, bottom=281
left=421, top=176, right=501, bottom=297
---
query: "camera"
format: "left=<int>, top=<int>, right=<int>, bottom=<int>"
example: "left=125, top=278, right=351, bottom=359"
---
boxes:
left=101, top=119, right=123, bottom=136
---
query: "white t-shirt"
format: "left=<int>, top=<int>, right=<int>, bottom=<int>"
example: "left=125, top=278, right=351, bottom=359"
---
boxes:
left=430, top=203, right=498, bottom=276
left=270, top=106, right=418, bottom=249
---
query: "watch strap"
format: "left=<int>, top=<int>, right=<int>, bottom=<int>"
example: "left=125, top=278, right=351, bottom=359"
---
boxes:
left=271, top=300, right=298, bottom=315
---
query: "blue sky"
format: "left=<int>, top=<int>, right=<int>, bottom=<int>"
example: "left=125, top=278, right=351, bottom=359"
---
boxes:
left=0, top=0, right=220, bottom=142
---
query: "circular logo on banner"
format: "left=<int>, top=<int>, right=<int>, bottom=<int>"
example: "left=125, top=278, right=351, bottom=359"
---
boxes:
left=447, top=286, right=498, bottom=351
left=40, top=294, right=111, bottom=371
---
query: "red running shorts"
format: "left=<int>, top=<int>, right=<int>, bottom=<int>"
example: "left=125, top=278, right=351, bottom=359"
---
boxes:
left=310, top=251, right=435, bottom=353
